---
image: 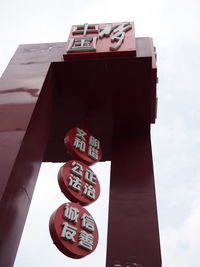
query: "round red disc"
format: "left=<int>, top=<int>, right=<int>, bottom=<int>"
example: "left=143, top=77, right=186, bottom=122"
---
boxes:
left=58, top=160, right=100, bottom=206
left=49, top=202, right=99, bottom=258
left=64, top=127, right=102, bottom=165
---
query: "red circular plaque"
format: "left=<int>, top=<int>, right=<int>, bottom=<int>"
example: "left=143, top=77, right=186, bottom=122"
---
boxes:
left=64, top=127, right=102, bottom=165
left=58, top=160, right=100, bottom=206
left=49, top=202, right=99, bottom=259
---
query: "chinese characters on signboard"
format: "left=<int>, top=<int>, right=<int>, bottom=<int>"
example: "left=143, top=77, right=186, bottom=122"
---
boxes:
left=63, top=22, right=136, bottom=59
left=49, top=203, right=99, bottom=258
left=49, top=127, right=102, bottom=258
left=58, top=160, right=100, bottom=206
left=64, top=127, right=102, bottom=165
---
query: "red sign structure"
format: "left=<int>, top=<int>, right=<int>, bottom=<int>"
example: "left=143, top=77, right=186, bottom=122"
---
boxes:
left=58, top=160, right=100, bottom=206
left=64, top=127, right=102, bottom=165
left=49, top=202, right=99, bottom=259
left=63, top=22, right=136, bottom=59
left=0, top=21, right=161, bottom=267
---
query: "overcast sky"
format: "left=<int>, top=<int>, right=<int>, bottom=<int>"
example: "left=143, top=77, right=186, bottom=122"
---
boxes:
left=1, top=0, right=200, bottom=266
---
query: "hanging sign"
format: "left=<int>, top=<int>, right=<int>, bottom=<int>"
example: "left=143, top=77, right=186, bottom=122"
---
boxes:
left=49, top=202, right=99, bottom=259
left=58, top=160, right=100, bottom=206
left=49, top=127, right=101, bottom=259
left=64, top=127, right=102, bottom=165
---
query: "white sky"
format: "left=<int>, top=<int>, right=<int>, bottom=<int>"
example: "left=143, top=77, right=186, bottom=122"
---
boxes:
left=1, top=0, right=200, bottom=266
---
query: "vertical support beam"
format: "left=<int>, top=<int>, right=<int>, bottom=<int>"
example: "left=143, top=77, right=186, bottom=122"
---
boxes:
left=0, top=43, right=65, bottom=267
left=0, top=68, right=55, bottom=267
left=106, top=130, right=161, bottom=267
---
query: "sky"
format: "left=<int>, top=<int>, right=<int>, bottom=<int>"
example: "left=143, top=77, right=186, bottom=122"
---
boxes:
left=1, top=0, right=200, bottom=266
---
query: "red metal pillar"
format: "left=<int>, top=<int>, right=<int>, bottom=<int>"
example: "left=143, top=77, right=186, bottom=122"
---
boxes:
left=0, top=42, right=65, bottom=267
left=106, top=129, right=161, bottom=267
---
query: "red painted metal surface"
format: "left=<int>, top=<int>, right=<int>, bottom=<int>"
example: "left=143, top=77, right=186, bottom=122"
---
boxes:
left=106, top=130, right=161, bottom=267
left=58, top=160, right=100, bottom=205
left=0, top=43, right=65, bottom=267
left=49, top=202, right=99, bottom=258
left=0, top=35, right=160, bottom=266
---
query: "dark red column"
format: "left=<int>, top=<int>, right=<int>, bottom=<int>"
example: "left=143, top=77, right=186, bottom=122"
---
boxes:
left=106, top=129, right=161, bottom=267
left=0, top=43, right=65, bottom=267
